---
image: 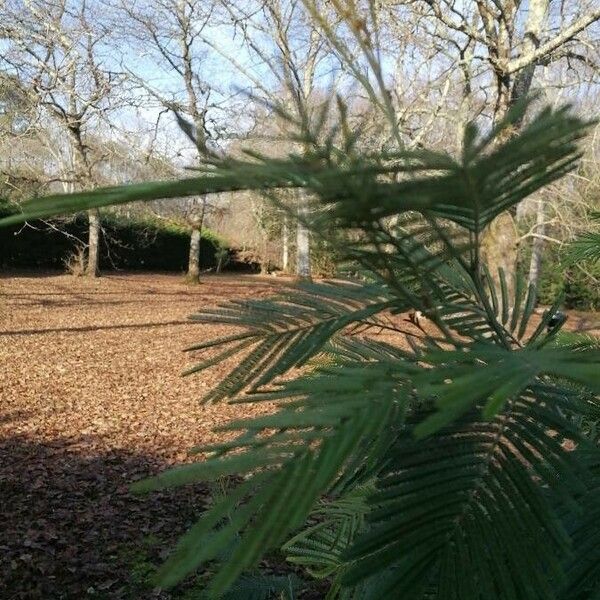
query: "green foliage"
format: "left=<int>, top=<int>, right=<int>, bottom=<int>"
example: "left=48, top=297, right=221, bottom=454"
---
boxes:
left=283, top=485, right=372, bottom=586
left=219, top=574, right=304, bottom=600
left=3, top=101, right=600, bottom=599
left=566, top=231, right=600, bottom=263
left=562, top=212, right=600, bottom=310
left=0, top=208, right=222, bottom=272
left=533, top=244, right=600, bottom=311
left=310, top=237, right=344, bottom=278
left=564, top=212, right=600, bottom=265
left=564, top=264, right=600, bottom=311
left=181, top=280, right=396, bottom=402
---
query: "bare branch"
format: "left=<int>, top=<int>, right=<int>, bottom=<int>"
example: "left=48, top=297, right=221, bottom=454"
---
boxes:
left=507, top=10, right=600, bottom=74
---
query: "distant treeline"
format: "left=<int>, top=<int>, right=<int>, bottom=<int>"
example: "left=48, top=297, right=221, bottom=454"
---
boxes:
left=0, top=203, right=250, bottom=273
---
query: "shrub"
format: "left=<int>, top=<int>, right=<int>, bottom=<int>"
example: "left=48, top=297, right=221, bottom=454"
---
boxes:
left=63, top=245, right=87, bottom=276
left=564, top=263, right=600, bottom=310
left=532, top=245, right=600, bottom=310
left=0, top=206, right=221, bottom=272
left=308, top=239, right=338, bottom=278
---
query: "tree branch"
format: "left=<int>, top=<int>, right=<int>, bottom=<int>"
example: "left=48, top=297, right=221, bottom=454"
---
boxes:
left=506, top=10, right=600, bottom=74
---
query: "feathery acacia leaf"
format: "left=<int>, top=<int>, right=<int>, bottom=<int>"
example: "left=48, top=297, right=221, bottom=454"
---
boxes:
left=183, top=280, right=399, bottom=402
left=414, top=344, right=600, bottom=437
left=5, top=99, right=598, bottom=599
left=125, top=104, right=599, bottom=598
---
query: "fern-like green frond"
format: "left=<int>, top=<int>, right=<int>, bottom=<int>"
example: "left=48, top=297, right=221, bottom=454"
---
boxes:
left=343, top=391, right=595, bottom=599
left=563, top=212, right=600, bottom=265
left=132, top=362, right=407, bottom=595
left=183, top=280, right=401, bottom=403
left=283, top=486, right=371, bottom=581
left=4, top=98, right=598, bottom=600
left=413, top=343, right=600, bottom=437
left=564, top=232, right=600, bottom=264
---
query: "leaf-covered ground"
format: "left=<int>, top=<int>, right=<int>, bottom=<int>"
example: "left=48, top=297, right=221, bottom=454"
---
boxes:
left=0, top=272, right=283, bottom=600
left=1, top=272, right=598, bottom=599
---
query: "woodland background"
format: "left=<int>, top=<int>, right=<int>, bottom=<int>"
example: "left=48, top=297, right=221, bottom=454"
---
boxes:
left=0, top=0, right=598, bottom=306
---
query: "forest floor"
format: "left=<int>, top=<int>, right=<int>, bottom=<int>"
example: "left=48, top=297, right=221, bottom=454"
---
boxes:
left=1, top=272, right=598, bottom=599
left=0, top=272, right=288, bottom=600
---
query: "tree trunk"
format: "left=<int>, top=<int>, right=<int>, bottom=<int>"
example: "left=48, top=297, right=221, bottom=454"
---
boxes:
left=296, top=194, right=311, bottom=280
left=481, top=0, right=549, bottom=299
left=215, top=247, right=227, bottom=274
left=86, top=209, right=101, bottom=277
left=480, top=212, right=519, bottom=298
left=260, top=234, right=269, bottom=275
left=68, top=126, right=100, bottom=278
left=510, top=0, right=549, bottom=110
left=282, top=215, right=289, bottom=272
left=186, top=200, right=206, bottom=284
left=528, top=198, right=546, bottom=288
left=187, top=227, right=201, bottom=283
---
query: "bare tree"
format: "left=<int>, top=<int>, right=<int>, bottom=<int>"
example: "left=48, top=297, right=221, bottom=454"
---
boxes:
left=111, top=0, right=225, bottom=283
left=0, top=0, right=121, bottom=277
left=295, top=0, right=599, bottom=292
left=0, top=71, right=46, bottom=199
left=379, top=0, right=600, bottom=288
left=205, top=0, right=331, bottom=279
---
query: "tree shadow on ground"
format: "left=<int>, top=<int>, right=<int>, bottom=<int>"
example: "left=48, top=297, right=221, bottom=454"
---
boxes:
left=0, top=320, right=192, bottom=337
left=0, top=434, right=210, bottom=599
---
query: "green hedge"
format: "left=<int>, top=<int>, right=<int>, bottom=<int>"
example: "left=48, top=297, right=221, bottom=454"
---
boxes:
left=0, top=203, right=224, bottom=272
